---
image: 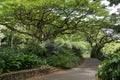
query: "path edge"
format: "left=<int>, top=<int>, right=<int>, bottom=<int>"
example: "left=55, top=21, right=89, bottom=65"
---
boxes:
left=0, top=66, right=59, bottom=80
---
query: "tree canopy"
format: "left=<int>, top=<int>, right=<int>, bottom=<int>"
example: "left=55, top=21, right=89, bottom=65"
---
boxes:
left=77, top=16, right=116, bottom=58
left=108, top=0, right=120, bottom=6
left=0, top=0, right=107, bottom=42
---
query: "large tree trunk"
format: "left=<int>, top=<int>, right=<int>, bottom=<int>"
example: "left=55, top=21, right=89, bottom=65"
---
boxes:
left=90, top=46, right=102, bottom=59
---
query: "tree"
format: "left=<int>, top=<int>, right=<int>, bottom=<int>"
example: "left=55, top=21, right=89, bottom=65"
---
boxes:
left=0, top=0, right=107, bottom=42
left=108, top=0, right=120, bottom=6
left=78, top=17, right=115, bottom=58
left=110, top=14, right=120, bottom=33
left=94, top=0, right=120, bottom=6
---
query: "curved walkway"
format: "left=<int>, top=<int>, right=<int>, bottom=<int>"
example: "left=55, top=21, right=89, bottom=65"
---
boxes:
left=26, top=58, right=100, bottom=80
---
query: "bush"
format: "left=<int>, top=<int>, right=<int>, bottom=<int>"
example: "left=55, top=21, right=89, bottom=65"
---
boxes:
left=72, top=46, right=84, bottom=59
left=97, top=53, right=120, bottom=80
left=0, top=47, right=47, bottom=74
left=47, top=52, right=80, bottom=69
left=0, top=58, right=5, bottom=74
left=21, top=41, right=46, bottom=57
left=114, top=47, right=120, bottom=53
left=97, top=51, right=106, bottom=61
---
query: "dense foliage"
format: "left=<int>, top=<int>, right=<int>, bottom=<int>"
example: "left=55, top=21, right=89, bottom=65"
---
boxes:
left=0, top=0, right=107, bottom=42
left=97, top=53, right=120, bottom=80
left=47, top=49, right=82, bottom=69
left=79, top=17, right=115, bottom=58
left=0, top=36, right=85, bottom=74
left=0, top=0, right=120, bottom=77
left=108, top=0, right=120, bottom=6
left=0, top=47, right=47, bottom=74
left=45, top=38, right=84, bottom=68
left=21, top=40, right=46, bottom=56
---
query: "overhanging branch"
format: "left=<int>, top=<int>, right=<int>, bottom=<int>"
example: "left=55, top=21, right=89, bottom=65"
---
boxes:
left=0, top=23, right=33, bottom=37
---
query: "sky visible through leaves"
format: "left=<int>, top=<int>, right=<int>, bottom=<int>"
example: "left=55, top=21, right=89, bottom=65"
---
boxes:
left=101, top=0, right=120, bottom=14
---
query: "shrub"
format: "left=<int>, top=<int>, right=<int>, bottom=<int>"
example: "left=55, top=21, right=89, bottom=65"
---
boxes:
left=0, top=47, right=47, bottom=74
left=47, top=52, right=80, bottom=69
left=0, top=58, right=5, bottom=74
left=97, top=53, right=120, bottom=80
left=72, top=46, right=84, bottom=59
left=97, top=51, right=106, bottom=61
left=21, top=41, right=46, bottom=57
left=55, top=37, right=85, bottom=60
left=114, top=47, right=120, bottom=53
left=57, top=43, right=83, bottom=58
left=46, top=44, right=84, bottom=69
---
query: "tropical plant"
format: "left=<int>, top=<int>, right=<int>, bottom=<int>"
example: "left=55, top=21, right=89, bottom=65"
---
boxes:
left=0, top=47, right=47, bottom=74
left=97, top=53, right=120, bottom=80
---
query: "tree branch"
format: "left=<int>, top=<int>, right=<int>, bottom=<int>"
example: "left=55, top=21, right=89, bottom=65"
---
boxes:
left=0, top=23, right=33, bottom=37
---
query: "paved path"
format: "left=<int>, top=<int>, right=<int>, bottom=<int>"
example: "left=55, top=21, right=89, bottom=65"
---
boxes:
left=26, top=58, right=100, bottom=80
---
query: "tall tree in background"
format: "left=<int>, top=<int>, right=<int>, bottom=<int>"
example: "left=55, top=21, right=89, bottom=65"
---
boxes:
left=78, top=17, right=115, bottom=58
left=110, top=14, right=120, bottom=33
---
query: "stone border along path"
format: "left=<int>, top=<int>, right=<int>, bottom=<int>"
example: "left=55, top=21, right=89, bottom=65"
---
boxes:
left=26, top=58, right=101, bottom=80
